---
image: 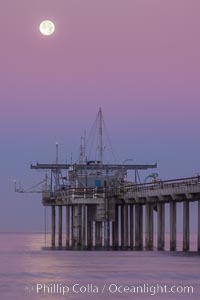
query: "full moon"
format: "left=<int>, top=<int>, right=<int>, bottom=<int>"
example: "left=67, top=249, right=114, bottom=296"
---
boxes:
left=39, top=20, right=55, bottom=36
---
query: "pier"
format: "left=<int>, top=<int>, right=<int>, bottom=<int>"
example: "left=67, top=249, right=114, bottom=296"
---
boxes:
left=31, top=165, right=200, bottom=252
left=17, top=109, right=200, bottom=252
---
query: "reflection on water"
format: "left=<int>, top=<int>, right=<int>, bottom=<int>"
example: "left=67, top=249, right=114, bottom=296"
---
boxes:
left=0, top=233, right=199, bottom=299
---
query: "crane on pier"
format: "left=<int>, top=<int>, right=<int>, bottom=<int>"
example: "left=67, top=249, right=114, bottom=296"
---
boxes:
left=14, top=175, right=49, bottom=194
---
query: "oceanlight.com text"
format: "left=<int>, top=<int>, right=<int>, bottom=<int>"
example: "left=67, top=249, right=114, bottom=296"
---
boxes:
left=25, top=282, right=194, bottom=296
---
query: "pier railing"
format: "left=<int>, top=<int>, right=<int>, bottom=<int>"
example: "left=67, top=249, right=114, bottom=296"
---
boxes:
left=55, top=187, right=107, bottom=199
left=125, top=176, right=200, bottom=192
left=113, top=176, right=200, bottom=200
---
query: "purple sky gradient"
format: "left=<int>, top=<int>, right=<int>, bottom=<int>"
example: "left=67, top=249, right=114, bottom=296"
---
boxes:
left=0, top=0, right=200, bottom=231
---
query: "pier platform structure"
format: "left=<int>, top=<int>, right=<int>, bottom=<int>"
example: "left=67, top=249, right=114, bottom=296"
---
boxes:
left=31, top=162, right=200, bottom=252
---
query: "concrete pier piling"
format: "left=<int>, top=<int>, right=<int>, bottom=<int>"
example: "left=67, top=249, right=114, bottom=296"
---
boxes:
left=198, top=200, right=200, bottom=252
left=123, top=204, right=128, bottom=248
left=66, top=206, right=69, bottom=248
left=170, top=201, right=176, bottom=251
left=85, top=206, right=88, bottom=248
left=101, top=221, right=105, bottom=247
left=127, top=205, right=131, bottom=247
left=183, top=201, right=190, bottom=252
left=72, top=205, right=77, bottom=248
left=109, top=221, right=113, bottom=247
left=69, top=206, right=73, bottom=248
left=130, top=205, right=134, bottom=248
left=118, top=205, right=122, bottom=247
left=157, top=203, right=165, bottom=251
left=113, top=207, right=118, bottom=248
left=58, top=206, right=62, bottom=247
left=81, top=205, right=85, bottom=249
left=135, top=204, right=143, bottom=250
left=145, top=203, right=154, bottom=250
left=92, top=221, right=96, bottom=247
left=51, top=206, right=56, bottom=247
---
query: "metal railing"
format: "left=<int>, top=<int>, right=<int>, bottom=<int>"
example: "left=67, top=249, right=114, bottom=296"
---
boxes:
left=55, top=187, right=107, bottom=199
left=123, top=176, right=200, bottom=193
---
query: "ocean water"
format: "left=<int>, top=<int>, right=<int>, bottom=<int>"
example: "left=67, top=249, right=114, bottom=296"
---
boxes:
left=0, top=233, right=199, bottom=300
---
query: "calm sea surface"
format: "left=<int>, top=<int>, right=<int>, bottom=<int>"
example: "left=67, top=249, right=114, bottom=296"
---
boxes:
left=0, top=233, right=199, bottom=300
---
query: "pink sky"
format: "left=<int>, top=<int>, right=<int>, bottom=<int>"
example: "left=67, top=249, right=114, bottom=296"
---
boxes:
left=0, top=0, right=200, bottom=230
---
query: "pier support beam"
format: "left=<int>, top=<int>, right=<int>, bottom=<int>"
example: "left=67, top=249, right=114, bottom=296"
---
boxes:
left=198, top=200, right=200, bottom=252
left=102, top=221, right=105, bottom=247
left=51, top=206, right=56, bottom=247
left=58, top=206, right=62, bottom=247
left=145, top=203, right=154, bottom=250
left=170, top=201, right=176, bottom=251
left=135, top=204, right=143, bottom=250
left=130, top=205, right=134, bottom=248
left=104, top=220, right=110, bottom=248
left=95, top=221, right=102, bottom=247
left=113, top=206, right=118, bottom=248
left=87, top=221, right=92, bottom=248
left=157, top=202, right=165, bottom=251
left=66, top=206, right=69, bottom=248
left=81, top=205, right=85, bottom=249
left=92, top=221, right=96, bottom=247
left=73, top=205, right=79, bottom=249
left=183, top=201, right=190, bottom=252
left=118, top=205, right=122, bottom=247
left=85, top=206, right=88, bottom=248
left=123, top=205, right=128, bottom=248
left=109, top=221, right=113, bottom=247
left=69, top=206, right=73, bottom=248
left=127, top=205, right=130, bottom=247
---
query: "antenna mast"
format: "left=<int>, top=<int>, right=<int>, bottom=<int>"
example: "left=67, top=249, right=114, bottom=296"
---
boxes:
left=79, top=136, right=84, bottom=164
left=98, top=108, right=103, bottom=163
left=55, top=142, right=59, bottom=188
left=56, top=142, right=59, bottom=165
left=83, top=130, right=86, bottom=163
